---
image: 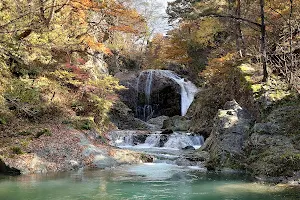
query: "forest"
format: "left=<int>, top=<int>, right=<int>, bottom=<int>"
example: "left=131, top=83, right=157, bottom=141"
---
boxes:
left=0, top=0, right=300, bottom=199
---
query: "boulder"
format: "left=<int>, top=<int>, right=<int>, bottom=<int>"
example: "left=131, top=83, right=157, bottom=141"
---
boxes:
left=147, top=116, right=169, bottom=129
left=162, top=115, right=191, bottom=131
left=109, top=101, right=151, bottom=130
left=201, top=100, right=254, bottom=170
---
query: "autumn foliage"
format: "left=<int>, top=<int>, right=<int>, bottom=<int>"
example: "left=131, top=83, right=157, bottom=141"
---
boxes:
left=0, top=0, right=146, bottom=132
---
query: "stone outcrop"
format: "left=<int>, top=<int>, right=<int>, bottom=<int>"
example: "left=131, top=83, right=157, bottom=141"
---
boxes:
left=162, top=115, right=191, bottom=131
left=0, top=125, right=151, bottom=175
left=200, top=99, right=300, bottom=183
left=147, top=116, right=169, bottom=130
left=244, top=105, right=300, bottom=181
left=201, top=100, right=254, bottom=170
left=109, top=101, right=153, bottom=130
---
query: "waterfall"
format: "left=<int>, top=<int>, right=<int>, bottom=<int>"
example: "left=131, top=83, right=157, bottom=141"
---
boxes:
left=136, top=70, right=198, bottom=120
left=145, top=71, right=153, bottom=104
left=136, top=71, right=154, bottom=121
left=159, top=70, right=198, bottom=116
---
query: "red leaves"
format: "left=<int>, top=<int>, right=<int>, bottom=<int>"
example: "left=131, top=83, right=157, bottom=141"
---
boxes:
left=65, top=60, right=90, bottom=80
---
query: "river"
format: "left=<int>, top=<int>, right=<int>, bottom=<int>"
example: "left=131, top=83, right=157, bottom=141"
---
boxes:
left=1, top=164, right=299, bottom=200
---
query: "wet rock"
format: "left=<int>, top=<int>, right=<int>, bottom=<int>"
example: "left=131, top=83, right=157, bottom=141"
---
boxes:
left=147, top=116, right=169, bottom=129
left=183, top=151, right=210, bottom=162
left=175, top=158, right=195, bottom=166
left=158, top=134, right=170, bottom=147
left=162, top=116, right=191, bottom=131
left=109, top=101, right=151, bottom=130
left=161, top=129, right=173, bottom=135
left=182, top=146, right=195, bottom=150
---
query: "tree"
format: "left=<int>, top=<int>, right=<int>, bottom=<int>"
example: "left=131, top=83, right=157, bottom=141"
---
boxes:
left=0, top=0, right=147, bottom=131
left=260, top=0, right=268, bottom=82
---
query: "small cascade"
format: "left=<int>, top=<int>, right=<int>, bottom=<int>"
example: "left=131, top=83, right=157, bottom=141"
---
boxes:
left=114, top=135, right=134, bottom=146
left=108, top=131, right=136, bottom=146
left=189, top=135, right=205, bottom=146
left=144, top=134, right=161, bottom=147
left=164, top=133, right=197, bottom=149
left=135, top=70, right=198, bottom=121
left=108, top=131, right=204, bottom=150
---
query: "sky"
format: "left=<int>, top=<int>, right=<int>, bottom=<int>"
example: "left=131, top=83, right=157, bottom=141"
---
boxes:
left=131, top=0, right=173, bottom=35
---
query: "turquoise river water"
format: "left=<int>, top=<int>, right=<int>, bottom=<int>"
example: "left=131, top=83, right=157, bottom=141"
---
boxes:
left=0, top=163, right=299, bottom=200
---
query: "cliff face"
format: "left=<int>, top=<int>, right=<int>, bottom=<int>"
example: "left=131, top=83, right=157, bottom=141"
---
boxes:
left=189, top=61, right=300, bottom=183
left=200, top=99, right=300, bottom=183
left=244, top=105, right=300, bottom=181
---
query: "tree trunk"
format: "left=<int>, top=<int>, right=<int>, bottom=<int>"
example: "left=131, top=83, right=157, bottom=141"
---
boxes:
left=235, top=0, right=245, bottom=57
left=228, top=0, right=245, bottom=58
left=260, top=0, right=268, bottom=82
left=288, top=0, right=293, bottom=84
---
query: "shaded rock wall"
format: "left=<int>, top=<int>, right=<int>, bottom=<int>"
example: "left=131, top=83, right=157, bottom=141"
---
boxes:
left=201, top=100, right=254, bottom=170
left=200, top=99, right=300, bottom=182
left=115, top=71, right=181, bottom=121
left=244, top=104, right=300, bottom=180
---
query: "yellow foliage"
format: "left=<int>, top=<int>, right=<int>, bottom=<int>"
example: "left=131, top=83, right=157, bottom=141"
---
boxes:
left=83, top=36, right=113, bottom=55
left=191, top=18, right=223, bottom=47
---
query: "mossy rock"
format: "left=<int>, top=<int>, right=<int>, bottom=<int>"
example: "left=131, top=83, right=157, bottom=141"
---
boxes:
left=247, top=148, right=300, bottom=177
left=162, top=116, right=191, bottom=131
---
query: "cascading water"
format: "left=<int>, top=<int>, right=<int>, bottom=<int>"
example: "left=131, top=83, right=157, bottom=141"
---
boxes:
left=144, top=134, right=161, bottom=147
left=109, top=131, right=204, bottom=150
left=159, top=70, right=198, bottom=116
left=163, top=133, right=204, bottom=149
left=108, top=130, right=205, bottom=167
left=135, top=70, right=198, bottom=121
